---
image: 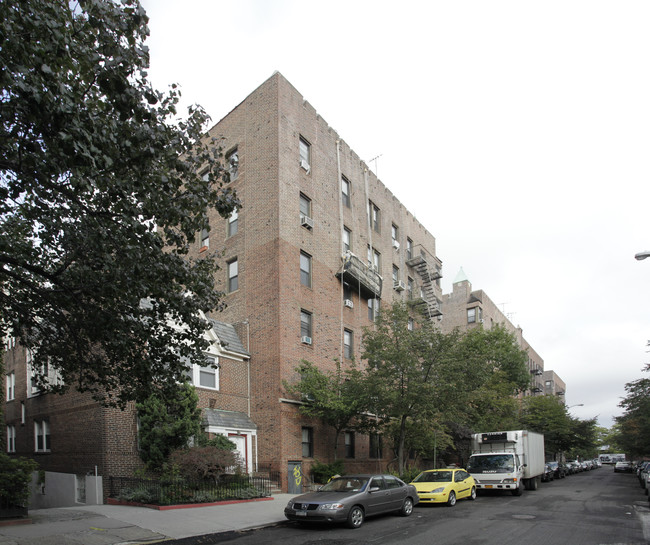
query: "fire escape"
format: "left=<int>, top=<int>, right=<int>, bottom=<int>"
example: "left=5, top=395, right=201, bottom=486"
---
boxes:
left=336, top=251, right=383, bottom=299
left=529, top=366, right=544, bottom=394
left=405, top=245, right=443, bottom=319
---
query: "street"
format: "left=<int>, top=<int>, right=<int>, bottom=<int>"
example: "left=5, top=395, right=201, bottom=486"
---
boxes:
left=190, top=468, right=649, bottom=545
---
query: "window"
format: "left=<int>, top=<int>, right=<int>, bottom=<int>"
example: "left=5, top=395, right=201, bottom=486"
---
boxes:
left=341, top=176, right=351, bottom=207
left=34, top=420, right=50, bottom=452
left=368, top=298, right=380, bottom=321
left=343, top=226, right=351, bottom=253
left=228, top=209, right=238, bottom=237
left=302, top=427, right=313, bottom=457
left=226, top=148, right=239, bottom=181
left=299, top=137, right=311, bottom=171
left=408, top=318, right=414, bottom=331
left=6, top=372, right=15, bottom=401
left=344, top=431, right=355, bottom=458
left=344, top=329, right=353, bottom=359
left=300, top=251, right=312, bottom=288
left=228, top=259, right=239, bottom=292
left=7, top=426, right=15, bottom=453
left=392, top=265, right=399, bottom=284
left=299, top=193, right=311, bottom=218
left=300, top=310, right=312, bottom=339
left=28, top=351, right=62, bottom=396
left=200, top=226, right=210, bottom=249
left=406, top=238, right=413, bottom=260
left=391, top=224, right=399, bottom=248
left=467, top=307, right=476, bottom=323
left=343, top=283, right=352, bottom=302
left=186, top=355, right=220, bottom=390
left=385, top=475, right=402, bottom=489
left=368, top=201, right=380, bottom=233
left=369, top=433, right=383, bottom=459
left=407, top=277, right=414, bottom=299
left=367, top=245, right=380, bottom=271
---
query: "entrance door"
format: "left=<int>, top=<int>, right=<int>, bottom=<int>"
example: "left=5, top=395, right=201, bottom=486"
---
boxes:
left=228, top=434, right=247, bottom=472
left=288, top=461, right=303, bottom=494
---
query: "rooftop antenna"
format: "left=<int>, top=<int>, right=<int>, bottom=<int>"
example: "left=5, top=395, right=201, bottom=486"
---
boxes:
left=369, top=154, right=382, bottom=177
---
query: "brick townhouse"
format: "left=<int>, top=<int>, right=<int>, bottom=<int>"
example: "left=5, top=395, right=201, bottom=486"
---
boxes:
left=3, top=72, right=446, bottom=494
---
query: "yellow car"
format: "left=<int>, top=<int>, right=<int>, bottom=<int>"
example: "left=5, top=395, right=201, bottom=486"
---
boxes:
left=411, top=468, right=477, bottom=506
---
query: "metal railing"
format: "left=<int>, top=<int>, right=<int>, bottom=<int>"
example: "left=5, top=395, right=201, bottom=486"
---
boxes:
left=109, top=472, right=280, bottom=506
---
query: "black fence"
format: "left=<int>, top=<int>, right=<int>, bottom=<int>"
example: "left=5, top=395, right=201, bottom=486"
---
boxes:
left=109, top=472, right=280, bottom=506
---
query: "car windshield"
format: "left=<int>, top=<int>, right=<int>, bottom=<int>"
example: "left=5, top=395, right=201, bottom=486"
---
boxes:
left=467, top=454, right=515, bottom=473
left=319, top=477, right=368, bottom=493
left=412, top=471, right=453, bottom=483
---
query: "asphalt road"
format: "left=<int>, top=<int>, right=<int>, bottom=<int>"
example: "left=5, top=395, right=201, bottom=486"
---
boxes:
left=184, top=466, right=650, bottom=545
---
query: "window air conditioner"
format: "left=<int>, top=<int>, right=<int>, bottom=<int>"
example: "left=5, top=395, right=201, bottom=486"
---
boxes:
left=479, top=318, right=484, bottom=323
left=393, top=240, right=400, bottom=250
left=394, top=280, right=406, bottom=292
left=300, top=214, right=314, bottom=229
left=344, top=299, right=354, bottom=309
left=300, top=159, right=311, bottom=173
left=301, top=336, right=312, bottom=345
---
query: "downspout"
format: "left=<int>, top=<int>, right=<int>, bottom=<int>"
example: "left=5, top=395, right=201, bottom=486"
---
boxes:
left=336, top=139, right=344, bottom=362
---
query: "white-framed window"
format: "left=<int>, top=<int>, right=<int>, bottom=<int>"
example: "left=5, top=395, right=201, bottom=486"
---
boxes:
left=226, top=148, right=239, bottom=181
left=34, top=420, right=50, bottom=452
left=343, top=226, right=351, bottom=253
left=392, top=265, right=399, bottom=284
left=368, top=298, right=380, bottom=322
left=391, top=224, right=399, bottom=247
left=368, top=201, right=380, bottom=233
left=7, top=425, right=16, bottom=453
left=300, top=251, right=312, bottom=288
left=300, top=310, right=312, bottom=339
left=299, top=136, right=311, bottom=171
left=467, top=307, right=476, bottom=323
left=344, top=329, right=353, bottom=359
left=406, top=238, right=413, bottom=260
left=228, top=259, right=239, bottom=292
left=407, top=277, right=414, bottom=299
left=187, top=355, right=220, bottom=390
left=27, top=350, right=62, bottom=396
left=200, top=226, right=210, bottom=249
left=228, top=209, right=238, bottom=237
left=6, top=372, right=15, bottom=401
left=299, top=193, right=311, bottom=218
left=341, top=176, right=351, bottom=208
left=408, top=318, right=414, bottom=331
left=367, top=245, right=381, bottom=271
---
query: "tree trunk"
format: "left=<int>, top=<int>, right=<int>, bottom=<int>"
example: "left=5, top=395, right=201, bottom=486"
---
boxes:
left=398, top=415, right=408, bottom=476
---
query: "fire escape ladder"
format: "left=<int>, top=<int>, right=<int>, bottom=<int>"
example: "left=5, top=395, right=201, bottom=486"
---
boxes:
left=406, top=250, right=443, bottom=319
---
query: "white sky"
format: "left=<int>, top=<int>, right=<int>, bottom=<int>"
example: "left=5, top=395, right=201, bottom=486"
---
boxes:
left=140, top=0, right=650, bottom=429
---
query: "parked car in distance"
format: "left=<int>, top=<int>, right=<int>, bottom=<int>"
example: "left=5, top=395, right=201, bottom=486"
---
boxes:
left=410, top=468, right=477, bottom=506
left=284, top=474, right=419, bottom=529
left=566, top=461, right=581, bottom=473
left=547, top=461, right=566, bottom=479
left=614, top=461, right=635, bottom=473
left=541, top=464, right=554, bottom=482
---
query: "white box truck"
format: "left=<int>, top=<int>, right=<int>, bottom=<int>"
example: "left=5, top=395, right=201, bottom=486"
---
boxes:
left=467, top=430, right=545, bottom=496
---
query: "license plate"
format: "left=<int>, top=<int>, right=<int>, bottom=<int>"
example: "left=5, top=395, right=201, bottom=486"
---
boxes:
left=485, top=485, right=493, bottom=489
left=296, top=511, right=307, bottom=516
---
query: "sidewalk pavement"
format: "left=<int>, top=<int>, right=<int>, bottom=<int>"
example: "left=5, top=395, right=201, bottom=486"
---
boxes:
left=0, top=494, right=297, bottom=545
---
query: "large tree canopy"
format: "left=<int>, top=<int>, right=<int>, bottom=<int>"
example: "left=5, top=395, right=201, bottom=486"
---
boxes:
left=0, top=0, right=239, bottom=406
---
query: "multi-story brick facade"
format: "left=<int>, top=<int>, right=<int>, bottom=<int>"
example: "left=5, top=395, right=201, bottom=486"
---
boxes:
left=3, top=72, right=445, bottom=494
left=439, top=267, right=563, bottom=396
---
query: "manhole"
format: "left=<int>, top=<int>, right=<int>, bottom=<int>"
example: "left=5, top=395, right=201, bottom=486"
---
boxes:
left=512, top=514, right=536, bottom=520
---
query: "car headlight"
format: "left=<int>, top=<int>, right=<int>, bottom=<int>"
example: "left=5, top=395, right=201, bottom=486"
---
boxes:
left=430, top=487, right=446, bottom=494
left=286, top=501, right=294, bottom=509
left=318, top=503, right=345, bottom=510
left=502, top=478, right=517, bottom=484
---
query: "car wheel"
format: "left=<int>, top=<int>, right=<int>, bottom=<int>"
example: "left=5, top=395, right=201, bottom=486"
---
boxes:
left=399, top=497, right=414, bottom=516
left=346, top=506, right=365, bottom=529
left=447, top=491, right=456, bottom=506
left=469, top=486, right=477, bottom=500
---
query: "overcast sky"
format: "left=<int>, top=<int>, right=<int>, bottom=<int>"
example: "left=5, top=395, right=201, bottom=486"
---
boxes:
left=140, top=0, right=650, bottom=429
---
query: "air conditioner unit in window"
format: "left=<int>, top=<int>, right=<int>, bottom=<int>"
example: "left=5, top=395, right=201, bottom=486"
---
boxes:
left=301, top=336, right=312, bottom=345
left=479, top=318, right=484, bottom=323
left=300, top=214, right=314, bottom=229
left=300, top=159, right=311, bottom=173
left=393, top=240, right=400, bottom=250
left=394, top=280, right=406, bottom=292
left=344, top=299, right=354, bottom=309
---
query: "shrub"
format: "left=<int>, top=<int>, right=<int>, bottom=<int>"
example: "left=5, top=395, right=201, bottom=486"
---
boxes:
left=311, top=459, right=345, bottom=484
left=0, top=454, right=38, bottom=508
left=167, top=446, right=238, bottom=483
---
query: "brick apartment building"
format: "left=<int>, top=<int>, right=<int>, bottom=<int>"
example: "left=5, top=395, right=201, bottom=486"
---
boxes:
left=439, top=267, right=565, bottom=397
left=3, top=72, right=445, bottom=496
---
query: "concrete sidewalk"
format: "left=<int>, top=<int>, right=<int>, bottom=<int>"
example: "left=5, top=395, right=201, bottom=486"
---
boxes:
left=0, top=494, right=296, bottom=545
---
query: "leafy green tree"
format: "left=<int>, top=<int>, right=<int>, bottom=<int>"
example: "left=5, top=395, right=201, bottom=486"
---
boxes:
left=136, top=383, right=202, bottom=470
left=521, top=395, right=573, bottom=458
left=362, top=303, right=458, bottom=475
left=615, top=364, right=650, bottom=457
left=566, top=417, right=599, bottom=460
left=0, top=0, right=239, bottom=407
left=284, top=360, right=369, bottom=459
left=0, top=453, right=38, bottom=509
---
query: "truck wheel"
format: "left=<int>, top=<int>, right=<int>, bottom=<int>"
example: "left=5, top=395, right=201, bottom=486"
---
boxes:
left=511, top=482, right=523, bottom=496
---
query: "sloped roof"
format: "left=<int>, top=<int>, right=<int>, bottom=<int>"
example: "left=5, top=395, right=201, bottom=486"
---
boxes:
left=203, top=408, right=257, bottom=430
left=209, top=319, right=250, bottom=358
left=453, top=267, right=469, bottom=284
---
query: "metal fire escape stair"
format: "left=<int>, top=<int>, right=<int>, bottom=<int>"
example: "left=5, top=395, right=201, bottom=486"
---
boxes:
left=406, top=250, right=443, bottom=319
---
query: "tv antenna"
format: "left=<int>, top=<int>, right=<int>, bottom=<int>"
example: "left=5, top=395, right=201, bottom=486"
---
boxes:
left=369, top=154, right=382, bottom=177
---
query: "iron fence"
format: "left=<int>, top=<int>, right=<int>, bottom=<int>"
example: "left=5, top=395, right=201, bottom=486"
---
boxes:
left=109, top=472, right=279, bottom=506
